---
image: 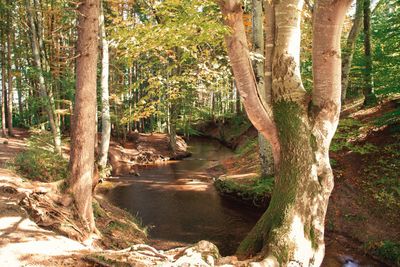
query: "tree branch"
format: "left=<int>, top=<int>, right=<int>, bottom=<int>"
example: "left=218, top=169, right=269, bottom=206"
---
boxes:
left=219, top=0, right=281, bottom=165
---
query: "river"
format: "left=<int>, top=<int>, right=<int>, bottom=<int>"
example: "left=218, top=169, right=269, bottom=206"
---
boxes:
left=106, top=138, right=262, bottom=256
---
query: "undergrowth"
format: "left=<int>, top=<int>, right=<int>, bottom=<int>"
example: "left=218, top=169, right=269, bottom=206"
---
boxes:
left=14, top=130, right=68, bottom=182
left=215, top=176, right=274, bottom=208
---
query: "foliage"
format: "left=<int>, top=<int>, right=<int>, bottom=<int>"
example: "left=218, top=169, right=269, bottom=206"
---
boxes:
left=374, top=107, right=400, bottom=127
left=14, top=131, right=68, bottom=182
left=374, top=241, right=400, bottom=266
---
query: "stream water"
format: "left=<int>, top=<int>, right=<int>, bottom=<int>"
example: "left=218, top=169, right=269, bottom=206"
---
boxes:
left=106, top=138, right=262, bottom=255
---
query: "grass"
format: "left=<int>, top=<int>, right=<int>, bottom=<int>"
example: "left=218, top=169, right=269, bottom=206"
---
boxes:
left=215, top=176, right=274, bottom=207
left=15, top=148, right=68, bottom=182
left=375, top=241, right=400, bottom=266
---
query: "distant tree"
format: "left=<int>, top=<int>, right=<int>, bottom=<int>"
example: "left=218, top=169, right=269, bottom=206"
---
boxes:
left=98, top=0, right=111, bottom=170
left=342, top=0, right=363, bottom=103
left=220, top=0, right=351, bottom=265
left=68, top=0, right=99, bottom=234
left=363, top=0, right=376, bottom=106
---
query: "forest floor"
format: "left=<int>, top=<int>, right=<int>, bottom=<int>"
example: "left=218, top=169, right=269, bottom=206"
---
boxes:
left=0, top=129, right=93, bottom=266
left=207, top=98, right=400, bottom=266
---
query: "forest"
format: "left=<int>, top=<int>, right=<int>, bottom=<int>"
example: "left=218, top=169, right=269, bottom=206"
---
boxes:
left=0, top=0, right=399, bottom=266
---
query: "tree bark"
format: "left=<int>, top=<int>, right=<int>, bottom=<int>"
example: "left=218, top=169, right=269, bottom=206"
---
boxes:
left=341, top=0, right=363, bottom=103
left=362, top=0, right=376, bottom=106
left=221, top=0, right=351, bottom=265
left=98, top=0, right=111, bottom=170
left=68, top=0, right=99, bottom=235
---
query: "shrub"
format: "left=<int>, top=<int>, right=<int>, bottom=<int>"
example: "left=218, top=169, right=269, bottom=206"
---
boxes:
left=14, top=131, right=68, bottom=182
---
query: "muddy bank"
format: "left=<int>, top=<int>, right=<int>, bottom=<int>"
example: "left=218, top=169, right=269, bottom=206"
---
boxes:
left=108, top=132, right=191, bottom=176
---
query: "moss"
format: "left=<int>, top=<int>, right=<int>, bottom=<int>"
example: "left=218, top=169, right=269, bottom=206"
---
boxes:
left=273, top=101, right=302, bottom=145
left=92, top=201, right=106, bottom=219
left=309, top=226, right=318, bottom=249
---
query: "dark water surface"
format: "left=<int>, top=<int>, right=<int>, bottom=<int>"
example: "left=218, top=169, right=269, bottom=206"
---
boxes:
left=106, top=138, right=262, bottom=255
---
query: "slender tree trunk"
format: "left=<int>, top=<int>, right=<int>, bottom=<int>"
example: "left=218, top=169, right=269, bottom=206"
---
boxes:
left=98, top=0, right=111, bottom=170
left=221, top=0, right=350, bottom=265
left=68, top=0, right=99, bottom=235
left=1, top=37, right=7, bottom=137
left=7, top=25, right=14, bottom=136
left=252, top=0, right=274, bottom=177
left=14, top=35, right=24, bottom=125
left=26, top=0, right=61, bottom=153
left=363, top=0, right=376, bottom=106
left=341, top=0, right=363, bottom=103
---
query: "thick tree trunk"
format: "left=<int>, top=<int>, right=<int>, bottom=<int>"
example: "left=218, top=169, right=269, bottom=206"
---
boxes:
left=26, top=0, right=61, bottom=154
left=362, top=0, right=376, bottom=106
left=221, top=0, right=350, bottom=265
left=7, top=25, right=14, bottom=136
left=252, top=0, right=274, bottom=177
left=98, top=0, right=111, bottom=170
left=68, top=0, right=99, bottom=234
left=341, top=0, right=363, bottom=103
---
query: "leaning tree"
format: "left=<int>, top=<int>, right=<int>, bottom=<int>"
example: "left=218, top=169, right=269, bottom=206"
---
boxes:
left=220, top=0, right=351, bottom=265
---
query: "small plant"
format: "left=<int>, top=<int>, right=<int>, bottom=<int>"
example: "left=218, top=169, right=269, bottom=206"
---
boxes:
left=14, top=131, right=68, bottom=182
left=374, top=241, right=400, bottom=266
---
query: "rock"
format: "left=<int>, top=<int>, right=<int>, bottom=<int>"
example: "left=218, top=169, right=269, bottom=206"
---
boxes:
left=173, top=240, right=220, bottom=267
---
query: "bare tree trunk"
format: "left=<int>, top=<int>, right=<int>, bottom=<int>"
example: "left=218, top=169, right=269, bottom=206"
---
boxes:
left=221, top=0, right=350, bottom=265
left=1, top=37, right=7, bottom=137
left=7, top=24, right=14, bottom=136
left=26, top=0, right=61, bottom=153
left=341, top=0, right=363, bottom=103
left=363, top=0, right=376, bottom=106
left=252, top=0, right=274, bottom=177
left=98, top=0, right=111, bottom=170
left=68, top=0, right=99, bottom=235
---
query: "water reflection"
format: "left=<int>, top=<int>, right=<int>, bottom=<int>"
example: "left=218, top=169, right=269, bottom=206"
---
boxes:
left=107, top=138, right=262, bottom=255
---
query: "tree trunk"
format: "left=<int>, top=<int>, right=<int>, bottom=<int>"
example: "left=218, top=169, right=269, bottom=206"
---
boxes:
left=341, top=0, right=363, bottom=103
left=221, top=0, right=350, bottom=265
left=252, top=0, right=274, bottom=177
left=68, top=0, right=99, bottom=235
left=26, top=0, right=61, bottom=153
left=362, top=0, right=376, bottom=106
left=7, top=24, right=14, bottom=136
left=1, top=36, right=7, bottom=137
left=98, top=0, right=111, bottom=170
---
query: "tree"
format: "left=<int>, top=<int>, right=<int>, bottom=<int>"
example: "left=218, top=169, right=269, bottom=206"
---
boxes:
left=1, top=33, right=7, bottom=137
left=220, top=0, right=351, bottom=265
left=251, top=0, right=274, bottom=177
left=363, top=0, right=376, bottom=106
left=26, top=0, right=61, bottom=153
left=6, top=2, right=14, bottom=136
left=98, top=0, right=111, bottom=170
left=341, top=0, right=363, bottom=103
left=68, top=0, right=99, bottom=234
